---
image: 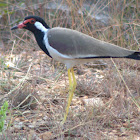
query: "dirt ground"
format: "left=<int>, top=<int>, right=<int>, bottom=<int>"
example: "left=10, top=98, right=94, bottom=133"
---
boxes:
left=0, top=0, right=140, bottom=139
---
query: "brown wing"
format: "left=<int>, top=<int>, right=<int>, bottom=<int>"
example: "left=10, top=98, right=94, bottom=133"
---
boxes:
left=47, top=27, right=134, bottom=58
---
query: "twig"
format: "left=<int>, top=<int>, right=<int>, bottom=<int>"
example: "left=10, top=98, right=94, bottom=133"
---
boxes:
left=4, top=62, right=33, bottom=99
left=111, top=58, right=140, bottom=110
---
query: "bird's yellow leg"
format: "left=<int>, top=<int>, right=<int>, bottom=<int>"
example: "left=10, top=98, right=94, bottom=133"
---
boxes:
left=71, top=68, right=77, bottom=92
left=62, top=68, right=74, bottom=123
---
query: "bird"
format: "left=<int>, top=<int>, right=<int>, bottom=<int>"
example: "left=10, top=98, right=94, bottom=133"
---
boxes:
left=11, top=15, right=140, bottom=122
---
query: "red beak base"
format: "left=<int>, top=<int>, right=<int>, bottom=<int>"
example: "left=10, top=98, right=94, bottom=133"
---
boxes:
left=11, top=23, right=26, bottom=30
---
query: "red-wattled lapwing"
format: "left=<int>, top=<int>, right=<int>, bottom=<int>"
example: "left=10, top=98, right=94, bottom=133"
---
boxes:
left=11, top=15, right=140, bottom=122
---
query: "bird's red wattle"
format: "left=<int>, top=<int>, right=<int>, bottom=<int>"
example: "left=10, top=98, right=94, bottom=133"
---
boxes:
left=17, top=23, right=26, bottom=28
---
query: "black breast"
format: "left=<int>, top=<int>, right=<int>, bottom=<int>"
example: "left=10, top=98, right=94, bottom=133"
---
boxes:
left=34, top=30, right=52, bottom=58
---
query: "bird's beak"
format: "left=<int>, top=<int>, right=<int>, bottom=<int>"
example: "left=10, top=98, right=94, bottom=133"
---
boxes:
left=11, top=22, right=26, bottom=30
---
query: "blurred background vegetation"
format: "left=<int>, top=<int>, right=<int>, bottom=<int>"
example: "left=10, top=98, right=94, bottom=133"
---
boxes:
left=0, top=0, right=139, bottom=139
left=0, top=0, right=139, bottom=51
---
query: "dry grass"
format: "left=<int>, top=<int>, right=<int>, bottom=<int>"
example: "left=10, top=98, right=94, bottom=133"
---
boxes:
left=0, top=0, right=140, bottom=139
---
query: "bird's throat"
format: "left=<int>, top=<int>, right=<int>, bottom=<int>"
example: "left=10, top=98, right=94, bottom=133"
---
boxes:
left=34, top=30, right=52, bottom=58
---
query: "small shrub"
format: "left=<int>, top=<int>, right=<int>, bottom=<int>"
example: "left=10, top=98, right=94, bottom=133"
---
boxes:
left=0, top=101, right=8, bottom=132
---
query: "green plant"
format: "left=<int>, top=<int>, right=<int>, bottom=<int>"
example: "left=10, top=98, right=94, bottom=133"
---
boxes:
left=0, top=101, right=8, bottom=132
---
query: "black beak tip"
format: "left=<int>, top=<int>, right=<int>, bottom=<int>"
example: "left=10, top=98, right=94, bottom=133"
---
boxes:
left=11, top=26, right=18, bottom=30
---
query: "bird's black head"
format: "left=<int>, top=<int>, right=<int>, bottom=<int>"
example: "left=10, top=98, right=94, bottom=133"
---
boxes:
left=11, top=15, right=50, bottom=33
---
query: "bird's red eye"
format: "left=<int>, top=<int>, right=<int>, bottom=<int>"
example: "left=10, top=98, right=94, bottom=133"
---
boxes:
left=23, top=18, right=36, bottom=24
left=30, top=19, right=35, bottom=24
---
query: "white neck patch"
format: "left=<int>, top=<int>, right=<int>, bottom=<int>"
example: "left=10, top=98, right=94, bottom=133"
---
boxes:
left=34, top=21, right=48, bottom=32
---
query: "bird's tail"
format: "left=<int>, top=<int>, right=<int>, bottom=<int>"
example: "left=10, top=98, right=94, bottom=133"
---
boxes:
left=126, top=51, right=140, bottom=60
